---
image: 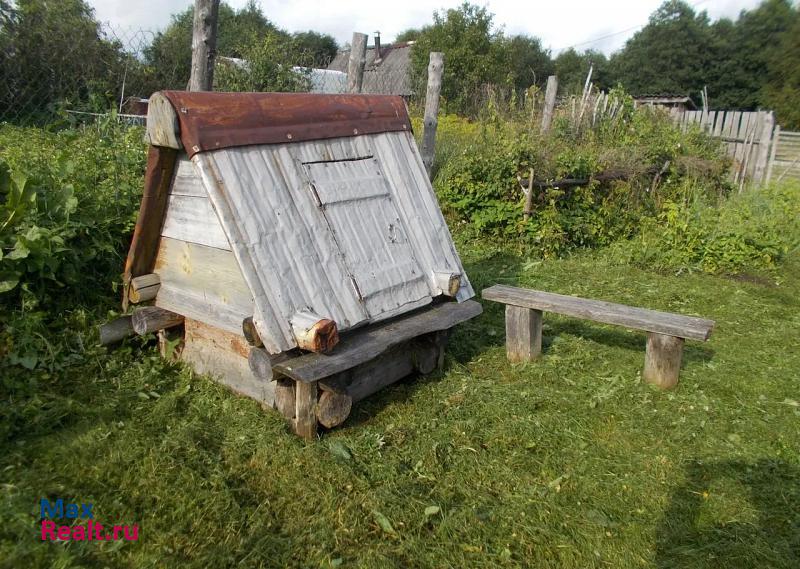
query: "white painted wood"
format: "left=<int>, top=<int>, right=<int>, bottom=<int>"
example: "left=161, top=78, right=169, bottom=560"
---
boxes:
left=153, top=237, right=254, bottom=334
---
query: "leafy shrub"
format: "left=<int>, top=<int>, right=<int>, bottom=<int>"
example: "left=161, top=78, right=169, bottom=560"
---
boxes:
left=0, top=118, right=146, bottom=305
left=610, top=182, right=800, bottom=275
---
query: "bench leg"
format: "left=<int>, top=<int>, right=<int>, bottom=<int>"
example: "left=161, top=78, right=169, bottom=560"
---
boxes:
left=505, top=305, right=543, bottom=362
left=643, top=333, right=684, bottom=389
left=294, top=381, right=318, bottom=440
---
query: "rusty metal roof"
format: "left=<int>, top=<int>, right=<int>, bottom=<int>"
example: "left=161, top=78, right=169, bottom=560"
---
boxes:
left=158, top=91, right=412, bottom=157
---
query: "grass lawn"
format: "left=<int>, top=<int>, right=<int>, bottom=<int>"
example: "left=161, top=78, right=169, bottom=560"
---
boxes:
left=1, top=241, right=799, bottom=568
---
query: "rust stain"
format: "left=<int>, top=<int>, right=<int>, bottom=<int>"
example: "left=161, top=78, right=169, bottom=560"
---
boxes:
left=158, top=91, right=412, bottom=158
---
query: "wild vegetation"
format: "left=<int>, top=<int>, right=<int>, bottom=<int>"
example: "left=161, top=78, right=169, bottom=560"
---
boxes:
left=1, top=0, right=800, bottom=567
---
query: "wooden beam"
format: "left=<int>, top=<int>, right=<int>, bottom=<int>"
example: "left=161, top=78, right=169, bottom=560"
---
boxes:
left=274, top=378, right=296, bottom=420
left=347, top=32, right=368, bottom=94
left=317, top=390, right=353, bottom=429
left=643, top=333, right=684, bottom=389
left=242, top=316, right=263, bottom=347
left=145, top=92, right=182, bottom=149
left=290, top=311, right=339, bottom=353
left=483, top=285, right=714, bottom=341
left=188, top=0, right=220, bottom=92
left=248, top=346, right=273, bottom=381
left=132, top=306, right=184, bottom=335
left=421, top=52, right=444, bottom=179
left=505, top=305, right=542, bottom=363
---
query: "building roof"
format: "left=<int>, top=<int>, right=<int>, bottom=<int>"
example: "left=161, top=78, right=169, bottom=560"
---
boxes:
left=328, top=42, right=414, bottom=96
left=633, top=94, right=697, bottom=110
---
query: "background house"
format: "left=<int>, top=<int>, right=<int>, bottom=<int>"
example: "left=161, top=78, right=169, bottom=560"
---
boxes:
left=328, top=34, right=414, bottom=97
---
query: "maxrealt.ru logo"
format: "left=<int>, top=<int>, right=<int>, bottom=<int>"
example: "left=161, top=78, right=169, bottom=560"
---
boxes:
left=40, top=499, right=138, bottom=542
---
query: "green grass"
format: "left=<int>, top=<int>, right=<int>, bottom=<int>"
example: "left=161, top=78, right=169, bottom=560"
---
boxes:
left=2, top=243, right=799, bottom=568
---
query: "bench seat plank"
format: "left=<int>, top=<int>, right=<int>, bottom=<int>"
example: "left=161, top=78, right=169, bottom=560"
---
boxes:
left=482, top=285, right=713, bottom=341
left=274, top=300, right=483, bottom=383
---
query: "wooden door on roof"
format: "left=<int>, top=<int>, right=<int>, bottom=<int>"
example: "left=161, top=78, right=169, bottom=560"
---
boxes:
left=303, top=156, right=432, bottom=319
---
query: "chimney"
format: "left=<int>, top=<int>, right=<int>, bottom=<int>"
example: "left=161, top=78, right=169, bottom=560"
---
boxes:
left=374, top=31, right=381, bottom=62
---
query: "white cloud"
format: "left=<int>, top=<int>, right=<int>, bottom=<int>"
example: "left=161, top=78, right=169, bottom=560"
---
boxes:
left=89, top=0, right=763, bottom=55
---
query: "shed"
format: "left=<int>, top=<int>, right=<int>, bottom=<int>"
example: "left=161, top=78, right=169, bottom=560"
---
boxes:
left=122, top=90, right=481, bottom=437
left=633, top=94, right=697, bottom=112
left=327, top=39, right=414, bottom=97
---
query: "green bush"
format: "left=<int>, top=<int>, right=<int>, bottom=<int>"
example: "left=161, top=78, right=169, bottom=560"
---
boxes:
left=610, top=182, right=800, bottom=275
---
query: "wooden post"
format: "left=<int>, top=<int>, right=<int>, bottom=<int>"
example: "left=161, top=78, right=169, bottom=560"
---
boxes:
left=421, top=52, right=444, bottom=179
left=753, top=111, right=775, bottom=185
left=505, top=305, right=543, bottom=362
left=643, top=333, right=684, bottom=389
left=317, top=390, right=353, bottom=429
left=294, top=381, right=318, bottom=440
left=765, top=124, right=780, bottom=185
left=274, top=378, right=295, bottom=420
left=540, top=75, right=558, bottom=133
left=347, top=32, right=368, bottom=94
left=188, top=0, right=220, bottom=92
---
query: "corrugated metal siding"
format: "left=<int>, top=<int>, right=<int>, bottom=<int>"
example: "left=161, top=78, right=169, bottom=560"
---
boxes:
left=192, top=130, right=474, bottom=354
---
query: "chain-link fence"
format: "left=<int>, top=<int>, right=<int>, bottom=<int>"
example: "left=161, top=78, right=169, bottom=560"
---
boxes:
left=0, top=20, right=421, bottom=126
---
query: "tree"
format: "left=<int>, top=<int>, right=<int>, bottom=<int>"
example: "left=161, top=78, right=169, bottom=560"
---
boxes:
left=0, top=0, right=126, bottom=121
left=291, top=31, right=338, bottom=65
left=555, top=48, right=611, bottom=94
left=609, top=1, right=714, bottom=96
left=394, top=28, right=421, bottom=42
left=506, top=35, right=554, bottom=92
left=762, top=10, right=800, bottom=128
left=409, top=2, right=508, bottom=114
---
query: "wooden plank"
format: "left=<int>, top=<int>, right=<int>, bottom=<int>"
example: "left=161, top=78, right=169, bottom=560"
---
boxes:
left=153, top=237, right=254, bottom=334
left=766, top=124, right=781, bottom=184
left=162, top=194, right=230, bottom=250
left=643, top=333, right=684, bottom=389
left=482, top=285, right=713, bottom=341
left=753, top=112, right=775, bottom=183
left=181, top=318, right=275, bottom=406
left=274, top=300, right=483, bottom=383
left=505, top=305, right=542, bottom=362
left=421, top=51, right=443, bottom=179
left=170, top=155, right=206, bottom=197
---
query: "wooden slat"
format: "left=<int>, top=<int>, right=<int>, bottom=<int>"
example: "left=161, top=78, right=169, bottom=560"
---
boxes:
left=162, top=194, right=230, bottom=250
left=170, top=155, right=206, bottom=197
left=153, top=237, right=254, bottom=334
left=482, top=285, right=714, bottom=341
left=274, top=300, right=483, bottom=383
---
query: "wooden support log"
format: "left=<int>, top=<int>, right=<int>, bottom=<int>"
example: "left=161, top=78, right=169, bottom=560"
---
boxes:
left=99, top=316, right=135, bottom=346
left=294, top=381, right=318, bottom=440
left=132, top=306, right=184, bottom=335
left=433, top=271, right=461, bottom=297
left=128, top=273, right=161, bottom=304
left=274, top=377, right=295, bottom=419
left=242, top=316, right=263, bottom=347
left=290, top=311, right=339, bottom=353
left=643, top=333, right=684, bottom=389
left=248, top=346, right=273, bottom=381
left=317, top=390, right=353, bottom=429
left=505, top=305, right=543, bottom=363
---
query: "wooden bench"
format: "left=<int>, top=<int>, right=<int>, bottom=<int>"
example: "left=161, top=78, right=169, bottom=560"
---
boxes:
left=482, top=285, right=714, bottom=389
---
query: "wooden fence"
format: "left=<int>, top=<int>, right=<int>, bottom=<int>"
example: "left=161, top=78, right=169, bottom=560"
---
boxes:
left=670, top=109, right=775, bottom=187
left=766, top=128, right=800, bottom=183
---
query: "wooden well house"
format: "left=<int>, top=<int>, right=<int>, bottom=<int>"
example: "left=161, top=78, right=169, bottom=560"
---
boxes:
left=121, top=91, right=482, bottom=438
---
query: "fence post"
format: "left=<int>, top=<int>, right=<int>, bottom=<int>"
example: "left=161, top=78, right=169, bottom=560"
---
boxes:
left=753, top=111, right=775, bottom=185
left=421, top=52, right=444, bottom=179
left=188, top=0, right=220, bottom=91
left=540, top=75, right=558, bottom=133
left=347, top=32, right=368, bottom=94
left=765, top=123, right=780, bottom=186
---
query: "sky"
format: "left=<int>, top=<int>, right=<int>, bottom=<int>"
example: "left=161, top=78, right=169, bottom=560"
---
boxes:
left=88, top=0, right=763, bottom=55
